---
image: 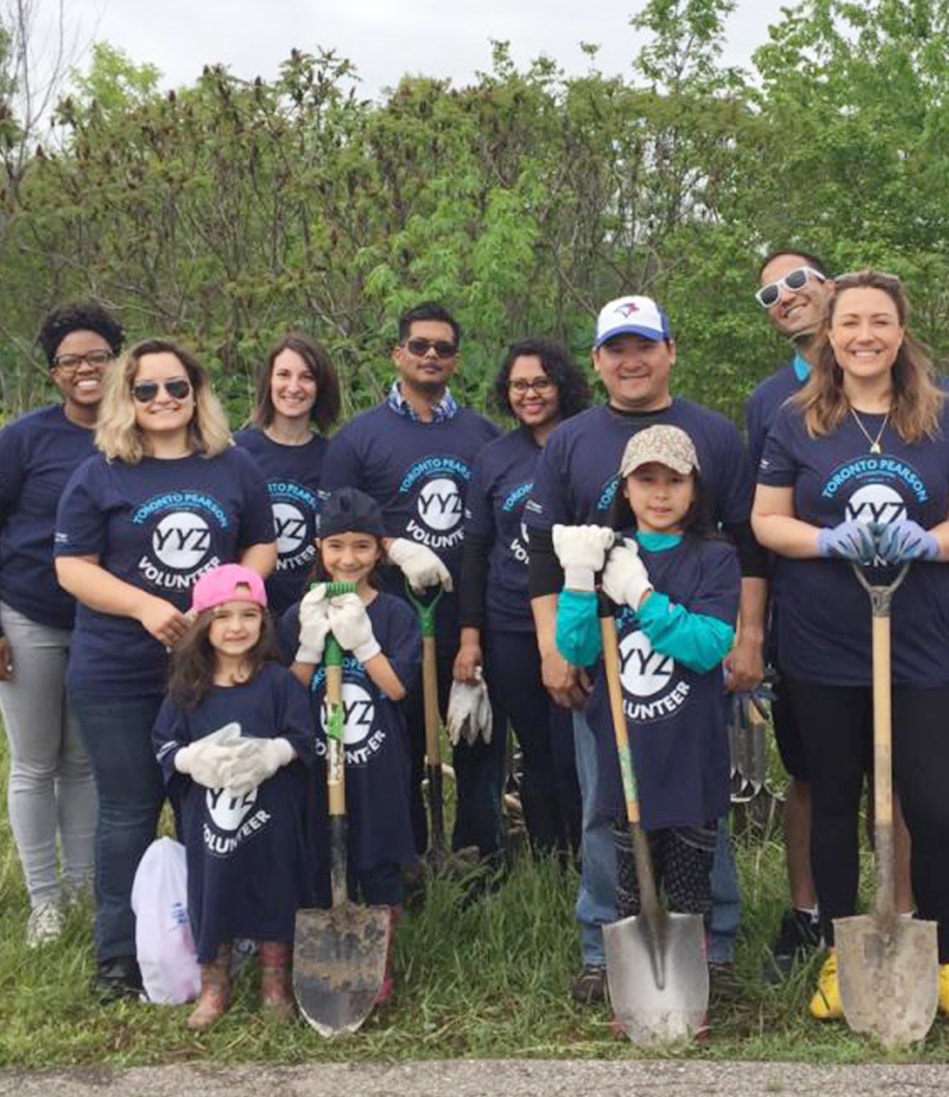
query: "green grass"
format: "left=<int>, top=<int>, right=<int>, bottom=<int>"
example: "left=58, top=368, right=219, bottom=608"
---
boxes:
left=1, top=746, right=948, bottom=1067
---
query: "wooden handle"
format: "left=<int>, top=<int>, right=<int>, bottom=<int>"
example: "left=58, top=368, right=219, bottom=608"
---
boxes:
left=422, top=636, right=441, bottom=767
left=600, top=615, right=639, bottom=825
left=326, top=663, right=345, bottom=817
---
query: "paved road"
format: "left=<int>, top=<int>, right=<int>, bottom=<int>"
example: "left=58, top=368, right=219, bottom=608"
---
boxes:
left=2, top=1060, right=948, bottom=1096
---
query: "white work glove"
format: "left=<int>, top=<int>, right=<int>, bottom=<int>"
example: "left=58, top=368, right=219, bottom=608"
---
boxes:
left=174, top=738, right=256, bottom=790
left=387, top=537, right=454, bottom=593
left=552, top=524, right=616, bottom=591
left=223, top=737, right=296, bottom=796
left=296, top=583, right=332, bottom=664
left=602, top=540, right=654, bottom=609
left=446, top=669, right=493, bottom=746
left=326, top=593, right=381, bottom=663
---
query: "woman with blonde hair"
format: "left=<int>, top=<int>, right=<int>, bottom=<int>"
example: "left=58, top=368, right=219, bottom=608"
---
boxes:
left=55, top=338, right=276, bottom=1001
left=752, top=270, right=949, bottom=1022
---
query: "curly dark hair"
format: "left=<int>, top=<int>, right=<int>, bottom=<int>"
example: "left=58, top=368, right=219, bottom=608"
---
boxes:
left=36, top=300, right=125, bottom=366
left=167, top=608, right=280, bottom=710
left=491, top=337, right=591, bottom=421
left=251, top=333, right=342, bottom=434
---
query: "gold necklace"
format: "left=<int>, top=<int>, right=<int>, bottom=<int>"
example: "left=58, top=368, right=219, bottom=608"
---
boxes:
left=849, top=406, right=889, bottom=454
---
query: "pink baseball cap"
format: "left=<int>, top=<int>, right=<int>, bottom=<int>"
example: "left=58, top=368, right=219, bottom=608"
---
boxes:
left=191, top=564, right=267, bottom=613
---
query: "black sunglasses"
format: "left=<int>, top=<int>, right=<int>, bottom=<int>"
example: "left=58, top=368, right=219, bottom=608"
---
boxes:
left=404, top=338, right=458, bottom=360
left=755, top=266, right=826, bottom=309
left=131, top=378, right=192, bottom=403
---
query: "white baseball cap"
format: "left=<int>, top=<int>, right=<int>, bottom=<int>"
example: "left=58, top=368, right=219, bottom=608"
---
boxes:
left=594, top=295, right=672, bottom=349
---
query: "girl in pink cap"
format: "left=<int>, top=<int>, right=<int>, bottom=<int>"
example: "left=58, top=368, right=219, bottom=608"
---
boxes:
left=152, top=563, right=316, bottom=1029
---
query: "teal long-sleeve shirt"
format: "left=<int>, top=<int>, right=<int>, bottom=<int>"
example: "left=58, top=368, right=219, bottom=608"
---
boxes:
left=555, top=531, right=736, bottom=672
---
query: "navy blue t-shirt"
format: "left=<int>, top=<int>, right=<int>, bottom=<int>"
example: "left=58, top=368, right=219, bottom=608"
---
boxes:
left=280, top=591, right=421, bottom=874
left=585, top=537, right=740, bottom=829
left=153, top=663, right=315, bottom=961
left=463, top=425, right=540, bottom=633
left=526, top=401, right=752, bottom=533
left=745, top=360, right=806, bottom=472
left=234, top=428, right=326, bottom=615
left=320, top=403, right=501, bottom=647
left=759, top=401, right=949, bottom=686
left=0, top=404, right=97, bottom=629
left=55, top=447, right=274, bottom=696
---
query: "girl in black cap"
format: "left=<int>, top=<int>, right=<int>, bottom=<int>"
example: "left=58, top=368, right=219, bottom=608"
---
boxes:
left=280, top=488, right=422, bottom=1007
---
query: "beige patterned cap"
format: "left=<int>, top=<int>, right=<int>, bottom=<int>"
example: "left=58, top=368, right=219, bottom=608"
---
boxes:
left=619, top=425, right=700, bottom=477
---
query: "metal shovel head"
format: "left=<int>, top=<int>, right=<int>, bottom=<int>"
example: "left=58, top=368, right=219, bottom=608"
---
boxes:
left=604, top=911, right=709, bottom=1047
left=835, top=913, right=938, bottom=1049
left=293, top=902, right=389, bottom=1037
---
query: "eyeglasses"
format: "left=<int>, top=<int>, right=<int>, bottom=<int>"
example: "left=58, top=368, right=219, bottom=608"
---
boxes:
left=51, top=350, right=114, bottom=372
left=404, top=338, right=458, bottom=360
left=131, top=378, right=192, bottom=403
left=508, top=376, right=555, bottom=395
left=755, top=266, right=826, bottom=309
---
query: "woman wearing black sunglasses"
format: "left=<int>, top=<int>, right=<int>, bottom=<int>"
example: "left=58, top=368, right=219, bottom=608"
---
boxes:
left=0, top=301, right=123, bottom=950
left=54, top=338, right=276, bottom=1001
left=454, top=338, right=589, bottom=858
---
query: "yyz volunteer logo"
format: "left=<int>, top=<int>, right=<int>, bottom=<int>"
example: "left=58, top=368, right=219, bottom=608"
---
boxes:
left=132, top=491, right=230, bottom=591
left=269, top=481, right=318, bottom=573
left=203, top=784, right=271, bottom=856
left=317, top=678, right=386, bottom=767
left=399, top=457, right=471, bottom=551
left=618, top=628, right=690, bottom=722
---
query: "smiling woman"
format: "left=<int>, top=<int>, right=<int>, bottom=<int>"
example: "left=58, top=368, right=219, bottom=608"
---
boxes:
left=0, top=301, right=123, bottom=951
left=52, top=337, right=277, bottom=1002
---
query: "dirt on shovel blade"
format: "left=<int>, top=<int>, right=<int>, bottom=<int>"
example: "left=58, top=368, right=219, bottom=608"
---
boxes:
left=293, top=905, right=389, bottom=1037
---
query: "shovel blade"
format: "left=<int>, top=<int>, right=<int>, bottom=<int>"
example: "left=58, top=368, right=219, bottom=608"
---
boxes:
left=835, top=914, right=938, bottom=1049
left=604, top=911, right=709, bottom=1047
left=293, top=903, right=389, bottom=1037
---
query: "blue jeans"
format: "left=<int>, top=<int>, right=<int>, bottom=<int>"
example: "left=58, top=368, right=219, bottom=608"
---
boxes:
left=70, top=691, right=165, bottom=962
left=573, top=709, right=741, bottom=966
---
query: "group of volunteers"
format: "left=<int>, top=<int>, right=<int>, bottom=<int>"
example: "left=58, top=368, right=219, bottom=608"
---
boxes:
left=2, top=253, right=949, bottom=1035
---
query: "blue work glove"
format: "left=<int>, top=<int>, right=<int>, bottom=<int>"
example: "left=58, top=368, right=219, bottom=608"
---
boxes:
left=816, top=520, right=877, bottom=564
left=874, top=518, right=940, bottom=563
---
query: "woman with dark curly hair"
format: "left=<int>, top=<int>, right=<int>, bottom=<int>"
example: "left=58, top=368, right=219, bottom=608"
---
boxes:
left=0, top=301, right=123, bottom=948
left=234, top=334, right=342, bottom=614
left=453, top=338, right=589, bottom=856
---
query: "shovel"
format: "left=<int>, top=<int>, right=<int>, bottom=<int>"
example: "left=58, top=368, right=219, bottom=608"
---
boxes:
left=835, top=563, right=938, bottom=1049
left=599, top=601, right=709, bottom=1047
left=294, top=582, right=390, bottom=1036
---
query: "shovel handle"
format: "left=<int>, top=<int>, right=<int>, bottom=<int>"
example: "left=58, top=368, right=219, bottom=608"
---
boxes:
left=599, top=601, right=662, bottom=925
left=852, top=563, right=908, bottom=921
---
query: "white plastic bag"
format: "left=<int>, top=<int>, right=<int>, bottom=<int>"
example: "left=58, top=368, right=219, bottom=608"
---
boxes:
left=131, top=836, right=200, bottom=1004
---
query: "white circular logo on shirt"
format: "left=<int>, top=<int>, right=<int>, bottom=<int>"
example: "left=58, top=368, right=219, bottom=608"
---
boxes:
left=321, top=682, right=376, bottom=748
left=205, top=786, right=257, bottom=831
left=417, top=477, right=463, bottom=532
left=619, top=631, right=674, bottom=697
left=273, top=501, right=308, bottom=554
left=152, top=511, right=212, bottom=569
left=845, top=484, right=906, bottom=528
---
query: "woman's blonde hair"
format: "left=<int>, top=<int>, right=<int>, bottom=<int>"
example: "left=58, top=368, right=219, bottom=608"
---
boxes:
left=96, top=338, right=232, bottom=462
left=794, top=269, right=944, bottom=443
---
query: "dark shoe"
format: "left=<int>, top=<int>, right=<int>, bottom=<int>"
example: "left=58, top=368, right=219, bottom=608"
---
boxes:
left=571, top=964, right=608, bottom=1004
left=765, top=908, right=821, bottom=982
left=708, top=960, right=742, bottom=1001
left=92, top=956, right=143, bottom=1003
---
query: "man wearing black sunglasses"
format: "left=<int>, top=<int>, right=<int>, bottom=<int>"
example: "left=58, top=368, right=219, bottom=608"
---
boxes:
left=321, top=302, right=501, bottom=859
left=748, top=249, right=834, bottom=980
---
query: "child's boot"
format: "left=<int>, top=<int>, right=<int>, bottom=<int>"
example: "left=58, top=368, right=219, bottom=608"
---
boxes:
left=260, top=940, right=295, bottom=1019
left=187, top=942, right=232, bottom=1030
left=376, top=904, right=403, bottom=1006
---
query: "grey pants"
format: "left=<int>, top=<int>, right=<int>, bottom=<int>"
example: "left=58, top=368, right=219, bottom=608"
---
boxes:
left=0, top=601, right=96, bottom=908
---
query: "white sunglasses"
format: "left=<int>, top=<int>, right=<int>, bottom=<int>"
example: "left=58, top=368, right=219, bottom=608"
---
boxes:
left=755, top=266, right=826, bottom=308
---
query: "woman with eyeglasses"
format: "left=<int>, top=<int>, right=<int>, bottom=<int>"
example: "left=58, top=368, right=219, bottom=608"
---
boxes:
left=234, top=334, right=341, bottom=615
left=752, top=270, right=949, bottom=1021
left=0, top=302, right=123, bottom=949
left=54, top=338, right=276, bottom=1001
left=454, top=338, right=590, bottom=857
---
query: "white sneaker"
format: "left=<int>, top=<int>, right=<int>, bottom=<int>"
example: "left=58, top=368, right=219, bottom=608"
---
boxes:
left=26, top=902, right=64, bottom=948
